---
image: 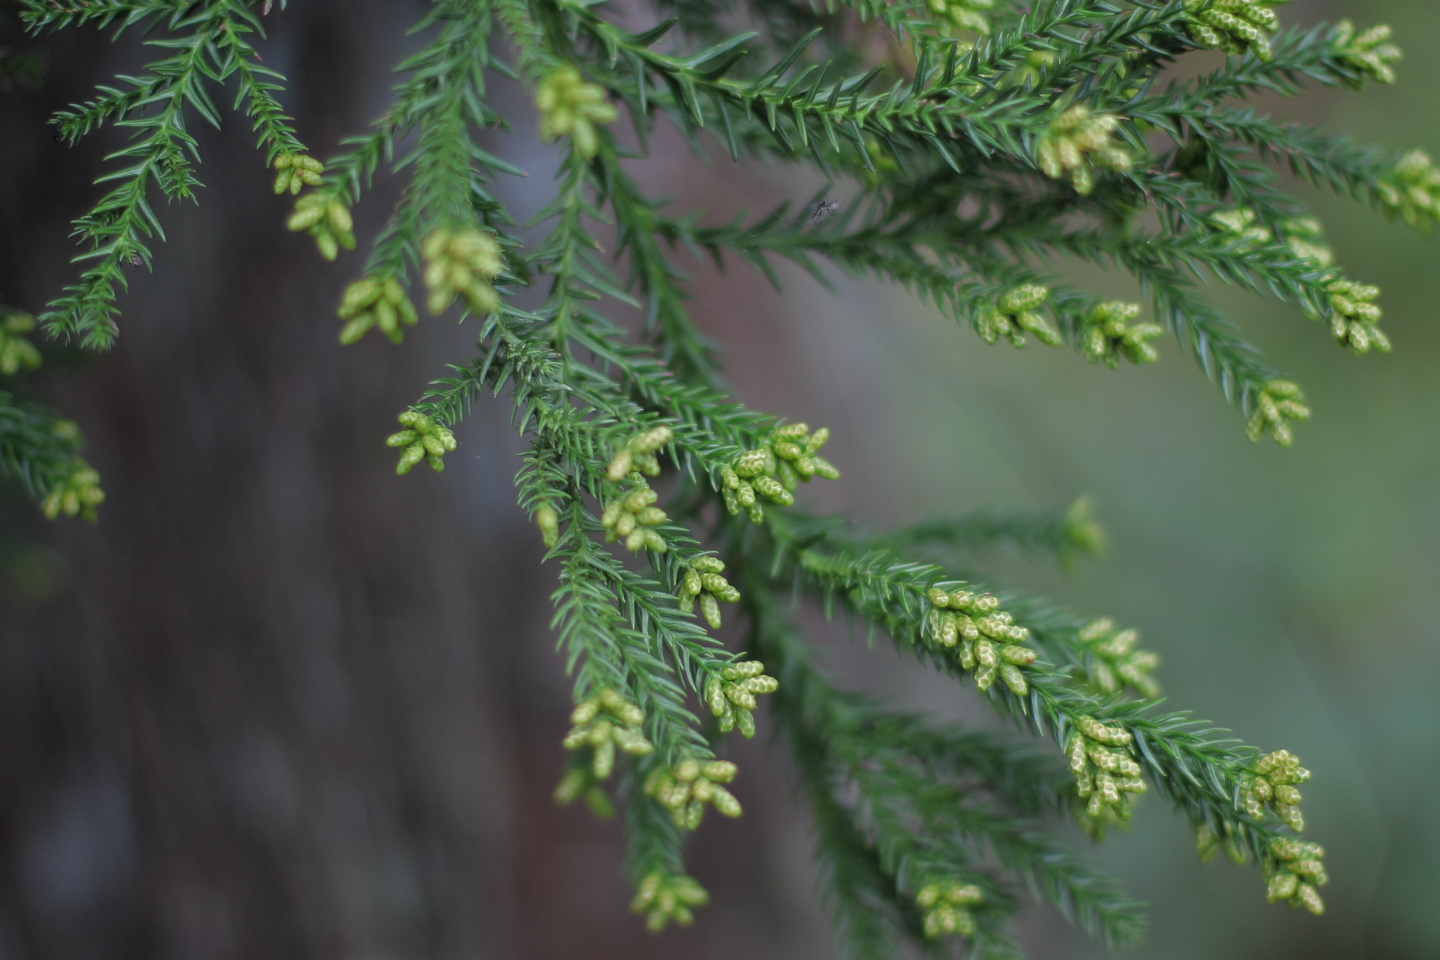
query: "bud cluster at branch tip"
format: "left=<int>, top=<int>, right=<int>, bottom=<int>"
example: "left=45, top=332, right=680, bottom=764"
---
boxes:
left=704, top=659, right=777, bottom=738
left=386, top=410, right=456, bottom=475
left=1211, top=208, right=1337, bottom=268
left=271, top=153, right=323, bottom=195
left=559, top=688, right=653, bottom=781
left=631, top=872, right=709, bottom=932
left=1078, top=618, right=1160, bottom=698
left=1325, top=279, right=1389, bottom=355
left=286, top=193, right=355, bottom=261
left=0, top=309, right=41, bottom=375
left=1332, top=20, right=1402, bottom=86
left=1265, top=838, right=1328, bottom=915
left=644, top=757, right=742, bottom=829
left=1184, top=0, right=1287, bottom=62
left=1244, top=749, right=1309, bottom=831
left=1036, top=106, right=1132, bottom=195
left=536, top=65, right=618, bottom=160
left=678, top=555, right=740, bottom=628
left=1080, top=301, right=1161, bottom=367
left=605, top=424, right=673, bottom=481
left=927, top=586, right=1037, bottom=695
left=916, top=879, right=984, bottom=938
left=1245, top=380, right=1310, bottom=447
left=1066, top=715, right=1147, bottom=819
left=601, top=478, right=668, bottom=553
left=926, top=0, right=992, bottom=34
left=42, top=459, right=104, bottom=521
left=422, top=228, right=503, bottom=316
left=722, top=423, right=839, bottom=523
left=337, top=275, right=419, bottom=345
left=977, top=284, right=1060, bottom=348
left=1378, top=149, right=1440, bottom=231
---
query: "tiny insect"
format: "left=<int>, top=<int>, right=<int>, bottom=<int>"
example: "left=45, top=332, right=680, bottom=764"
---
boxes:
left=800, top=199, right=840, bottom=227
left=807, top=199, right=840, bottom=223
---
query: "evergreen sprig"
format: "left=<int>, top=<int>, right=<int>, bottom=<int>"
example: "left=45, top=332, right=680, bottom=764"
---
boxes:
left=15, top=0, right=1425, bottom=952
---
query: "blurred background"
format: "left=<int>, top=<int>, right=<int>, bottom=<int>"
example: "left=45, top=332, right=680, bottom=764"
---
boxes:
left=0, top=0, right=1435, bottom=957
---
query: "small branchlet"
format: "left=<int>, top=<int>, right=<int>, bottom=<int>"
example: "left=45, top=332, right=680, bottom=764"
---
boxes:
left=1079, top=301, right=1161, bottom=368
left=977, top=284, right=1061, bottom=348
left=927, top=587, right=1037, bottom=695
left=1245, top=380, right=1310, bottom=447
left=1185, top=0, right=1285, bottom=61
left=1036, top=107, right=1132, bottom=195
left=0, top=310, right=42, bottom=375
left=337, top=275, right=419, bottom=345
left=560, top=687, right=654, bottom=781
left=916, top=879, right=985, bottom=939
left=721, top=423, right=838, bottom=524
left=605, top=424, right=672, bottom=481
left=422, top=228, right=503, bottom=316
left=271, top=153, right=323, bottom=195
left=1243, top=749, right=1310, bottom=832
left=704, top=659, right=777, bottom=738
left=678, top=555, right=740, bottom=628
left=386, top=410, right=457, bottom=474
left=1065, top=716, right=1147, bottom=820
left=1077, top=618, right=1160, bottom=698
left=536, top=65, right=617, bottom=160
left=601, top=479, right=668, bottom=553
left=1332, top=20, right=1402, bottom=86
left=287, top=193, right=356, bottom=261
left=1324, top=279, right=1389, bottom=355
left=630, top=872, right=710, bottom=932
left=1264, top=839, right=1328, bottom=915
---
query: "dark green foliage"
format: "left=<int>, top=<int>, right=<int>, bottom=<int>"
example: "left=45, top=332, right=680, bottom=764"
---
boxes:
left=11, top=0, right=1430, bottom=953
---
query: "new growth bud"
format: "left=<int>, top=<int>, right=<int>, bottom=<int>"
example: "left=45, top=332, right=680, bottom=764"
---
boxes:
left=271, top=153, right=324, bottom=195
left=0, top=309, right=42, bottom=375
left=385, top=410, right=457, bottom=474
left=703, top=658, right=777, bottom=738
left=1244, top=749, right=1310, bottom=832
left=1036, top=106, right=1132, bottom=195
left=928, top=584, right=1037, bottom=694
left=606, top=424, right=673, bottom=481
left=915, top=879, right=984, bottom=939
left=1264, top=838, right=1328, bottom=915
left=723, top=423, right=838, bottom=523
left=630, top=872, right=710, bottom=932
left=1332, top=20, right=1402, bottom=86
left=1066, top=715, right=1147, bottom=820
left=536, top=65, right=619, bottom=160
left=977, top=284, right=1061, bottom=348
left=601, top=477, right=668, bottom=553
left=1245, top=380, right=1311, bottom=447
left=1079, top=301, right=1161, bottom=367
left=421, top=228, right=504, bottom=316
left=645, top=757, right=742, bottom=830
left=1184, top=0, right=1287, bottom=61
left=1078, top=618, right=1160, bottom=698
left=559, top=688, right=653, bottom=785
left=287, top=193, right=356, bottom=261
left=677, top=555, right=741, bottom=629
left=337, top=275, right=419, bottom=345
